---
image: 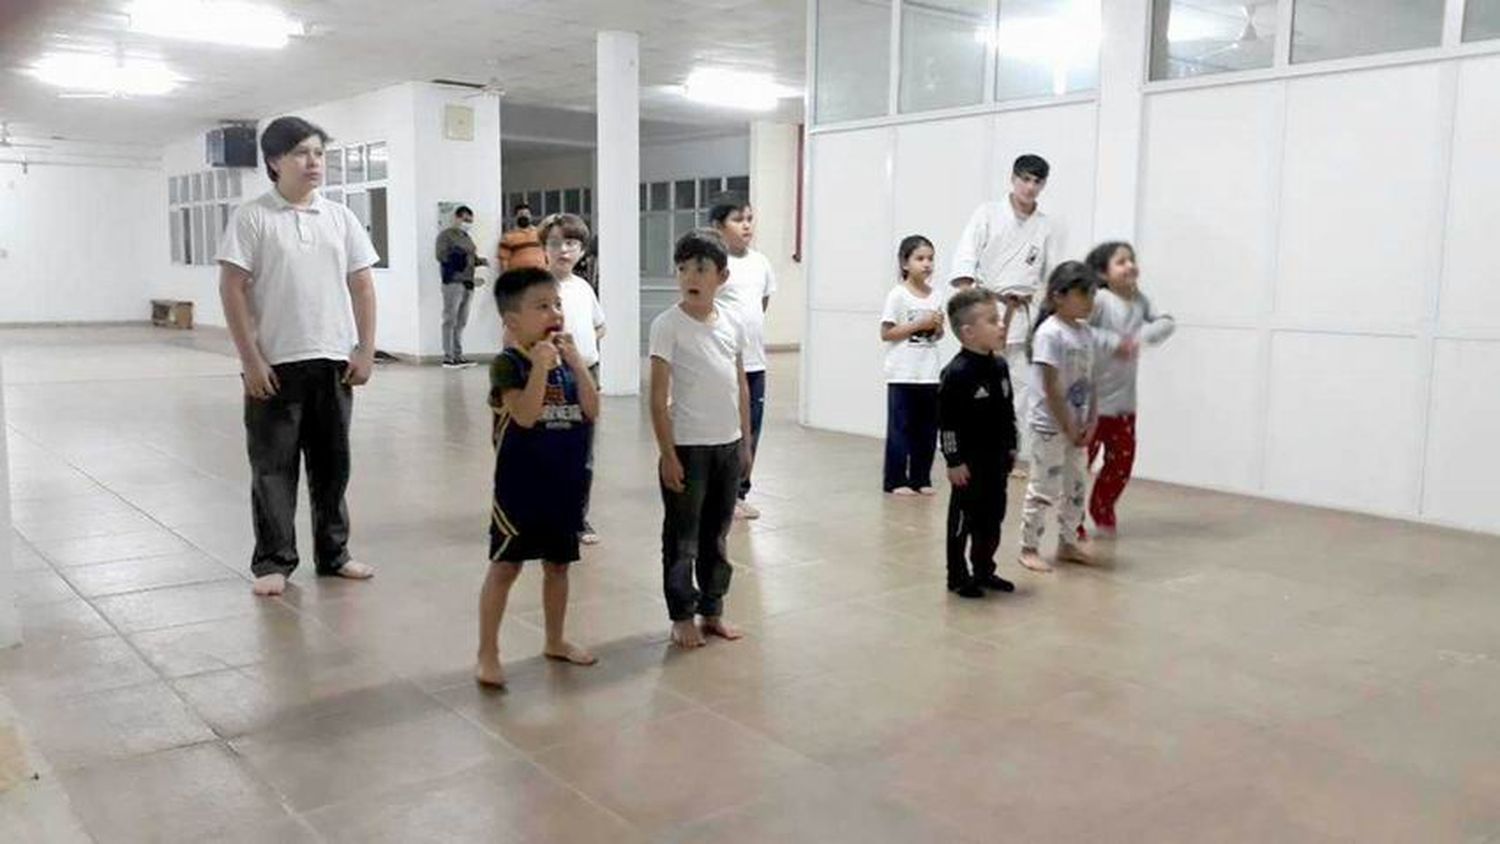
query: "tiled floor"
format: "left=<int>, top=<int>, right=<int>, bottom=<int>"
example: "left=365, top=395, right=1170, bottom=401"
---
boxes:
left=2, top=325, right=1500, bottom=843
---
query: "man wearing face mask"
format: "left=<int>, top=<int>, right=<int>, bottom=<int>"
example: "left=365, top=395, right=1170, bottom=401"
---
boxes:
left=436, top=205, right=486, bottom=369
left=497, top=203, right=546, bottom=272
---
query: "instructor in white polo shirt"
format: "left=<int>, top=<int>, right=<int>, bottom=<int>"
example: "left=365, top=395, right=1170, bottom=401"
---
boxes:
left=217, top=116, right=379, bottom=597
left=950, top=153, right=1057, bottom=472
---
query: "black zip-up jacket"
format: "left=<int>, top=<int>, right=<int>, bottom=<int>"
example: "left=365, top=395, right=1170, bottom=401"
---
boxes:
left=938, top=348, right=1018, bottom=472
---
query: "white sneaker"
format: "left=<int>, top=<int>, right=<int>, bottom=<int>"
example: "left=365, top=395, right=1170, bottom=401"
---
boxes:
left=733, top=500, right=761, bottom=520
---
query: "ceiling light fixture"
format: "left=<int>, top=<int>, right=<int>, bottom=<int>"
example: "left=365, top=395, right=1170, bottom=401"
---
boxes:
left=682, top=68, right=798, bottom=112
left=29, top=51, right=180, bottom=97
left=126, top=0, right=303, bottom=49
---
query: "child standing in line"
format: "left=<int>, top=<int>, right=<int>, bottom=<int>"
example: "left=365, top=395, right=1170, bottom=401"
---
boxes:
left=539, top=213, right=607, bottom=546
left=475, top=267, right=600, bottom=688
left=650, top=229, right=752, bottom=649
left=939, top=288, right=1020, bottom=598
left=1080, top=241, right=1174, bottom=539
left=1018, top=262, right=1098, bottom=573
left=881, top=235, right=945, bottom=496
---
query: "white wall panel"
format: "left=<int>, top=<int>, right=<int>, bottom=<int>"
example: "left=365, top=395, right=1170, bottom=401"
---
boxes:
left=1134, top=326, right=1262, bottom=491
left=1139, top=85, right=1280, bottom=325
left=1277, top=65, right=1448, bottom=327
left=893, top=116, right=990, bottom=281
left=991, top=103, right=1099, bottom=262
left=1438, top=55, right=1500, bottom=332
left=1422, top=339, right=1500, bottom=533
left=1264, top=332, right=1423, bottom=516
left=807, top=129, right=894, bottom=313
left=804, top=309, right=887, bottom=439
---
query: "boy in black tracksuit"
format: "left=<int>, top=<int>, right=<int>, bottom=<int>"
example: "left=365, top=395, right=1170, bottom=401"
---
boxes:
left=939, top=288, right=1019, bottom=598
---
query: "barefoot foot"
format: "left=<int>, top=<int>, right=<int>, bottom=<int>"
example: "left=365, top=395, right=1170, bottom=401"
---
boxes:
left=890, top=487, right=917, bottom=497
left=474, top=657, right=506, bottom=688
left=331, top=560, right=375, bottom=580
left=671, top=620, right=707, bottom=648
left=544, top=641, right=598, bottom=666
left=252, top=573, right=287, bottom=596
left=1057, top=543, right=1094, bottom=565
left=700, top=617, right=744, bottom=641
left=1018, top=549, right=1053, bottom=573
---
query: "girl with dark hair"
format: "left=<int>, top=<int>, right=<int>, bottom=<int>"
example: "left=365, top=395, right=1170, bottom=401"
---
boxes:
left=1018, top=261, right=1098, bottom=573
left=1079, top=241, right=1174, bottom=539
left=880, top=235, right=944, bottom=494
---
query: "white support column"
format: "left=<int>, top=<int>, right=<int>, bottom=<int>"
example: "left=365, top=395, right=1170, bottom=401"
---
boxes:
left=750, top=121, right=805, bottom=350
left=1091, top=0, right=1151, bottom=242
left=0, top=359, right=18, bottom=649
left=596, top=31, right=642, bottom=395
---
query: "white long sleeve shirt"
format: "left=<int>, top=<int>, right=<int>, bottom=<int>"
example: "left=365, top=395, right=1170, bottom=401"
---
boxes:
left=1089, top=287, right=1175, bottom=416
left=949, top=200, right=1056, bottom=344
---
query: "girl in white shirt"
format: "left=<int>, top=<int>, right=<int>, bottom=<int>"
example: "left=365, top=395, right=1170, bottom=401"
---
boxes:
left=1081, top=241, right=1174, bottom=539
left=880, top=235, right=945, bottom=495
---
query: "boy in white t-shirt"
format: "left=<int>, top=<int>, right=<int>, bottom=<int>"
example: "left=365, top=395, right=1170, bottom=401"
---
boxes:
left=710, top=193, right=776, bottom=520
left=540, top=213, right=607, bottom=545
left=649, top=229, right=752, bottom=650
left=216, top=116, right=379, bottom=597
left=880, top=235, right=944, bottom=495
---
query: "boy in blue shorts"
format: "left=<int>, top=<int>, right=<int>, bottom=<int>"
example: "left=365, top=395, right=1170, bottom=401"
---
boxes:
left=475, top=267, right=600, bottom=687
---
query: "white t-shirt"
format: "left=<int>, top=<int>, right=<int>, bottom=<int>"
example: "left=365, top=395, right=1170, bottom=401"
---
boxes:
left=717, top=249, right=777, bottom=373
left=880, top=283, right=944, bottom=384
left=559, top=275, right=606, bottom=368
left=949, top=200, right=1056, bottom=345
left=1027, top=316, right=1095, bottom=434
left=649, top=304, right=747, bottom=447
left=217, top=189, right=379, bottom=366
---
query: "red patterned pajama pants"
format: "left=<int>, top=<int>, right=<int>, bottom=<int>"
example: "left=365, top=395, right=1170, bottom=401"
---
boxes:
left=1084, top=413, right=1136, bottom=536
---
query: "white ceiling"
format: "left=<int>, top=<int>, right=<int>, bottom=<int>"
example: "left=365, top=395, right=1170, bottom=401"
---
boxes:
left=0, top=0, right=807, bottom=146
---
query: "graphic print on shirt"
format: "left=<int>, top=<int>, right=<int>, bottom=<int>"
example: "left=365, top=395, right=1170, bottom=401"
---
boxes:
left=541, top=381, right=585, bottom=428
left=1063, top=346, right=1092, bottom=417
left=902, top=305, right=942, bottom=344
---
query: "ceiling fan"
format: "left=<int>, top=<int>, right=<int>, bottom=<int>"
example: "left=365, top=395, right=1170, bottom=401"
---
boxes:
left=0, top=122, right=52, bottom=150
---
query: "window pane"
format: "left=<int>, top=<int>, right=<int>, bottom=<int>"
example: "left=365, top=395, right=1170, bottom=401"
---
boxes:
left=345, top=145, right=366, bottom=184
left=228, top=169, right=242, bottom=198
left=204, top=171, right=216, bottom=200
left=583, top=188, right=592, bottom=214
left=217, top=169, right=230, bottom=197
left=1150, top=0, right=1277, bottom=81
left=564, top=188, right=582, bottom=213
left=640, top=183, right=648, bottom=211
left=545, top=190, right=562, bottom=214
left=815, top=0, right=892, bottom=123
left=674, top=180, right=696, bottom=210
left=1292, top=0, right=1443, bottom=64
left=698, top=178, right=722, bottom=205
left=191, top=173, right=203, bottom=202
left=326, top=148, right=344, bottom=186
left=191, top=206, right=205, bottom=266
left=366, top=142, right=388, bottom=181
left=168, top=177, right=179, bottom=204
left=1464, top=0, right=1500, bottom=41
left=180, top=209, right=193, bottom=263
left=994, top=0, right=1100, bottom=101
left=649, top=182, right=670, bottom=211
left=369, top=187, right=389, bottom=269
left=899, top=0, right=988, bottom=113
left=673, top=211, right=697, bottom=242
left=169, top=212, right=182, bottom=263
left=324, top=189, right=343, bottom=205
left=644, top=213, right=672, bottom=276
left=726, top=175, right=750, bottom=195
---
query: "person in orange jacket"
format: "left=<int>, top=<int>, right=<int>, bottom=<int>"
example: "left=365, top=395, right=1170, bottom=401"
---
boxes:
left=497, top=203, right=546, bottom=271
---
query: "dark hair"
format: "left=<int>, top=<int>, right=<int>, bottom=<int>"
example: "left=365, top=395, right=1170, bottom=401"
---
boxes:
left=260, top=116, right=329, bottom=183
left=454, top=205, right=474, bottom=219
left=513, top=203, right=531, bottom=215
left=493, top=267, right=557, bottom=314
left=1085, top=241, right=1134, bottom=280
left=707, top=191, right=750, bottom=226
left=898, top=234, right=934, bottom=279
left=538, top=213, right=590, bottom=245
left=673, top=228, right=729, bottom=271
left=1028, top=261, right=1097, bottom=356
left=1013, top=153, right=1050, bottom=181
left=946, top=287, right=997, bottom=334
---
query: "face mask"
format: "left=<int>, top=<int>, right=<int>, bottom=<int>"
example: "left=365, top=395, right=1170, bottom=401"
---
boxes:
left=459, top=221, right=472, bottom=232
left=516, top=215, right=532, bottom=228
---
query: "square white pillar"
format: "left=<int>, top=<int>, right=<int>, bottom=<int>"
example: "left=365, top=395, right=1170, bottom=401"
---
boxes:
left=596, top=31, right=642, bottom=395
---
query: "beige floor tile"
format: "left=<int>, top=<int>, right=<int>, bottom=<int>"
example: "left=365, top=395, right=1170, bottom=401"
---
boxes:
left=16, top=681, right=215, bottom=770
left=60, top=549, right=236, bottom=598
left=128, top=610, right=347, bottom=678
left=170, top=652, right=402, bottom=738
left=0, top=636, right=156, bottom=702
left=17, top=598, right=116, bottom=644
left=31, top=527, right=197, bottom=568
left=91, top=578, right=275, bottom=633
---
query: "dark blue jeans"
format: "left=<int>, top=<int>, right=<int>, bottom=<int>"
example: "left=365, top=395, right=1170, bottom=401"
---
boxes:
left=883, top=383, right=939, bottom=492
left=738, top=370, right=766, bottom=499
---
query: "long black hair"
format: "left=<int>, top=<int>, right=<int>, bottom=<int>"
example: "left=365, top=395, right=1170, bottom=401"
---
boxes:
left=898, top=234, right=934, bottom=279
left=1028, top=260, right=1097, bottom=359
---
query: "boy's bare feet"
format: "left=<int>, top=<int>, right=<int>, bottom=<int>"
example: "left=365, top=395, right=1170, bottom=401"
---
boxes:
left=890, top=487, right=917, bottom=496
left=252, top=573, right=287, bottom=596
left=1057, top=543, right=1094, bottom=565
left=700, top=617, right=744, bottom=641
left=474, top=655, right=506, bottom=688
left=331, top=560, right=375, bottom=580
left=1018, top=548, right=1053, bottom=573
left=544, top=641, right=599, bottom=666
left=918, top=486, right=937, bottom=496
left=671, top=620, right=706, bottom=648
left=733, top=500, right=761, bottom=520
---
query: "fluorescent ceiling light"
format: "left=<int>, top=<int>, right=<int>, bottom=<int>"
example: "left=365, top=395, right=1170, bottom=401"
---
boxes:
left=127, top=0, right=302, bottom=49
left=682, top=68, right=798, bottom=111
left=29, top=51, right=180, bottom=96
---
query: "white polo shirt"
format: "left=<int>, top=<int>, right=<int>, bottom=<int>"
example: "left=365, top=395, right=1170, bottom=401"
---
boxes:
left=217, top=189, right=379, bottom=366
